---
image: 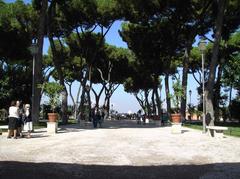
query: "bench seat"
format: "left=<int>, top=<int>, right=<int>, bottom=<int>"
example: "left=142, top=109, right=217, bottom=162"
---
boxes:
left=206, top=126, right=228, bottom=138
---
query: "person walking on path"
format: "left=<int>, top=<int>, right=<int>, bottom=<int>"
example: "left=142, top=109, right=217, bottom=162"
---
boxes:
left=92, top=107, right=97, bottom=128
left=137, top=110, right=142, bottom=125
left=92, top=107, right=101, bottom=128
left=23, top=104, right=32, bottom=138
left=7, top=101, right=19, bottom=139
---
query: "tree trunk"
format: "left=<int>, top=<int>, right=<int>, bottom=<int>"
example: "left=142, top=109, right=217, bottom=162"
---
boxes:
left=214, top=63, right=223, bottom=121
left=107, top=97, right=110, bottom=113
left=154, top=86, right=162, bottom=117
left=205, top=0, right=225, bottom=126
left=32, top=0, right=48, bottom=124
left=104, top=89, right=110, bottom=112
left=87, top=89, right=91, bottom=121
left=229, top=84, right=232, bottom=121
left=75, top=83, right=82, bottom=119
left=61, top=87, right=68, bottom=124
left=144, top=90, right=150, bottom=116
left=180, top=47, right=190, bottom=122
left=68, top=82, right=75, bottom=107
left=135, top=93, right=145, bottom=111
left=165, top=74, right=171, bottom=117
left=93, top=84, right=105, bottom=110
left=79, top=75, right=88, bottom=121
left=68, top=82, right=78, bottom=120
left=48, top=36, right=68, bottom=124
left=151, top=89, right=156, bottom=115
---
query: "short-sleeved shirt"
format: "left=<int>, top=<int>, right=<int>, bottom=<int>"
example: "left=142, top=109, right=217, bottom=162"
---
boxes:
left=9, top=106, right=19, bottom=118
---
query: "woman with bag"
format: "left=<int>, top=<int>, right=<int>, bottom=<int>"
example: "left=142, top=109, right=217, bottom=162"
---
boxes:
left=7, top=101, right=19, bottom=139
left=23, top=104, right=32, bottom=138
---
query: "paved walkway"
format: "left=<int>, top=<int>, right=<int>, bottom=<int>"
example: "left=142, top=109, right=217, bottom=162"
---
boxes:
left=0, top=120, right=240, bottom=178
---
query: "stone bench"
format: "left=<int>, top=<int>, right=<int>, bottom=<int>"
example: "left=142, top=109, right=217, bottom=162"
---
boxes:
left=0, top=125, right=8, bottom=135
left=206, top=126, right=228, bottom=138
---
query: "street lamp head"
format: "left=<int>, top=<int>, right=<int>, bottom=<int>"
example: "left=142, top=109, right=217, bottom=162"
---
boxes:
left=29, top=43, right=38, bottom=55
left=198, top=38, right=207, bottom=52
left=85, top=84, right=90, bottom=91
left=189, top=90, right=192, bottom=95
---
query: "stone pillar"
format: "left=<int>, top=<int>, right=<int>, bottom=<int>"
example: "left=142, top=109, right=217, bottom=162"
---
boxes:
left=171, top=123, right=182, bottom=134
left=47, top=122, right=58, bottom=134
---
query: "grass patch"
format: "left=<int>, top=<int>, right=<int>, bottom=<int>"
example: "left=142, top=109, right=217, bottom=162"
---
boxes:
left=226, top=127, right=240, bottom=137
left=0, top=120, right=8, bottom=126
left=33, top=121, right=47, bottom=129
left=183, top=121, right=240, bottom=137
left=58, top=119, right=77, bottom=126
left=183, top=123, right=203, bottom=131
left=34, top=118, right=77, bottom=128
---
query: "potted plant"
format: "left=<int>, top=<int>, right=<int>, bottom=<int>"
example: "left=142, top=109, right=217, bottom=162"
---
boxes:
left=40, top=82, right=64, bottom=122
left=169, top=75, right=184, bottom=123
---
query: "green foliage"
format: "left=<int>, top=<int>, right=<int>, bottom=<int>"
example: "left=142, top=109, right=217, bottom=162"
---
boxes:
left=169, top=75, right=184, bottom=113
left=120, top=22, right=180, bottom=76
left=39, top=82, right=64, bottom=112
left=184, top=122, right=240, bottom=137
left=56, top=0, right=120, bottom=30
left=0, top=1, right=39, bottom=109
left=92, top=44, right=133, bottom=84
left=0, top=0, right=37, bottom=61
left=229, top=99, right=240, bottom=122
left=221, top=0, right=240, bottom=40
left=66, top=32, right=103, bottom=64
left=222, top=32, right=240, bottom=90
left=0, top=61, right=32, bottom=108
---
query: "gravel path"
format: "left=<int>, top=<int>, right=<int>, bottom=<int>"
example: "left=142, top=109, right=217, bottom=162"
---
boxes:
left=0, top=120, right=240, bottom=178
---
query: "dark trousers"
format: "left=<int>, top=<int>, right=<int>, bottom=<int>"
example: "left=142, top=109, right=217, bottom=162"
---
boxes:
left=93, top=118, right=98, bottom=128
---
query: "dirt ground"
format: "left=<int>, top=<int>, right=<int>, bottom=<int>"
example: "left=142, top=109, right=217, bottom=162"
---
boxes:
left=0, top=120, right=240, bottom=179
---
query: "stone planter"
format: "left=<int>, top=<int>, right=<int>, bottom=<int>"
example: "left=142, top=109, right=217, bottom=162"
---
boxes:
left=48, top=113, right=58, bottom=122
left=171, top=113, right=181, bottom=123
left=170, top=114, right=182, bottom=134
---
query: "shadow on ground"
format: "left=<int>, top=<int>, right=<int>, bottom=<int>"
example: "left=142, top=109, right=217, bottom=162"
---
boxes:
left=1, top=161, right=239, bottom=179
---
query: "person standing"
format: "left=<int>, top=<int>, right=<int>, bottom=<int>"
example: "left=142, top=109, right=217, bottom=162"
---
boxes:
left=16, top=101, right=24, bottom=137
left=137, top=110, right=142, bottom=125
left=23, top=104, right=32, bottom=138
left=7, top=101, right=19, bottom=139
left=103, top=106, right=108, bottom=122
left=92, top=107, right=101, bottom=128
left=92, top=108, right=97, bottom=128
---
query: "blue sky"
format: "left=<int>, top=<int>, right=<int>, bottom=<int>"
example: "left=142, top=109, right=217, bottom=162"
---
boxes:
left=5, top=0, right=205, bottom=113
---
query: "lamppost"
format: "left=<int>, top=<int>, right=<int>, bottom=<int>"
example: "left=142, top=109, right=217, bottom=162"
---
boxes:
left=198, top=38, right=207, bottom=133
left=29, top=41, right=38, bottom=123
left=189, top=90, right=192, bottom=106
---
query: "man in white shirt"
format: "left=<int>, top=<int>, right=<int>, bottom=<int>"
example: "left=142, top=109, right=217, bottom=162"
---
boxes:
left=8, top=101, right=19, bottom=139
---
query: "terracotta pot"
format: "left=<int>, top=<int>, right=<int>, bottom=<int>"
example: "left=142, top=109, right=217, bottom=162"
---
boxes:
left=171, top=113, right=181, bottom=123
left=48, top=113, right=58, bottom=122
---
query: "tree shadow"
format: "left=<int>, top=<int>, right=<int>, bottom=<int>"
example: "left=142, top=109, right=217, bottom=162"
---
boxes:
left=0, top=161, right=239, bottom=179
left=181, top=129, right=189, bottom=133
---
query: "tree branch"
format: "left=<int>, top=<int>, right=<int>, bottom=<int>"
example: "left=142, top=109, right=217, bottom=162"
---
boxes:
left=103, top=22, right=114, bottom=37
left=66, top=81, right=75, bottom=106
left=97, top=68, right=107, bottom=83
left=192, top=70, right=201, bottom=85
